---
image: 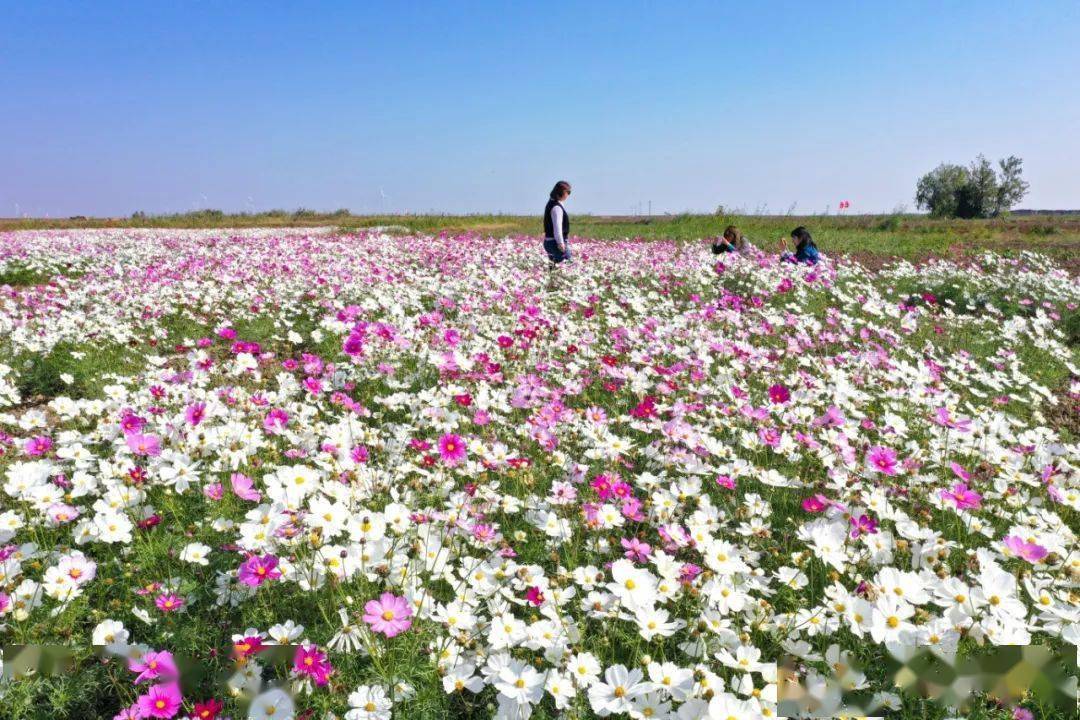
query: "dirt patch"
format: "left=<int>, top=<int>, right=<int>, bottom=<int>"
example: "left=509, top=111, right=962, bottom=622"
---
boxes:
left=1044, top=381, right=1080, bottom=441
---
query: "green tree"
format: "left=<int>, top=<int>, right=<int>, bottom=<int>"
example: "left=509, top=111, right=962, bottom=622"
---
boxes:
left=915, top=163, right=969, bottom=218
left=994, top=155, right=1029, bottom=216
left=914, top=155, right=1029, bottom=218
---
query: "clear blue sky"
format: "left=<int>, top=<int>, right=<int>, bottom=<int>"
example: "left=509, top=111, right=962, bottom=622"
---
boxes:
left=2, top=1, right=1078, bottom=217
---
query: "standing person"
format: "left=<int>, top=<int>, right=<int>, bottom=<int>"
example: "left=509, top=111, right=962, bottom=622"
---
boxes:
left=780, top=225, right=820, bottom=264
left=543, top=181, right=572, bottom=266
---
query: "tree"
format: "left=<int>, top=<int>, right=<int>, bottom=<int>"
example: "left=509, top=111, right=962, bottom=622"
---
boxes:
left=914, top=155, right=1029, bottom=218
left=995, top=156, right=1029, bottom=216
left=915, top=163, right=969, bottom=218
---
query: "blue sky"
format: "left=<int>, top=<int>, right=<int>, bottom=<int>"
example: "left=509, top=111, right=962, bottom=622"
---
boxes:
left=2, top=1, right=1078, bottom=216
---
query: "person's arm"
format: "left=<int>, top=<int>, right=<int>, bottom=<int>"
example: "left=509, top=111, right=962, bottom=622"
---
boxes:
left=552, top=205, right=565, bottom=250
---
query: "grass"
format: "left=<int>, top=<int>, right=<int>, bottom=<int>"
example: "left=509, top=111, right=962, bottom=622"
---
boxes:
left=12, top=341, right=139, bottom=403
left=0, top=263, right=52, bottom=287
left=2, top=211, right=1079, bottom=265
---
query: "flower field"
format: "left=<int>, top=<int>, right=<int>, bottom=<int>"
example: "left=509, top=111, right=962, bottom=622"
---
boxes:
left=0, top=229, right=1077, bottom=720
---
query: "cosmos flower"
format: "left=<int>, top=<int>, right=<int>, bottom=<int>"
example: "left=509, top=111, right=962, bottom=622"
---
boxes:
left=192, top=699, right=223, bottom=720
left=154, top=593, right=184, bottom=613
left=1002, top=535, right=1048, bottom=563
left=437, top=433, right=467, bottom=466
left=362, top=592, right=413, bottom=637
left=125, top=433, right=162, bottom=457
left=263, top=408, right=289, bottom=434
left=293, top=643, right=333, bottom=686
left=865, top=446, right=899, bottom=475
left=940, top=482, right=982, bottom=510
left=849, top=514, right=879, bottom=539
left=238, top=554, right=282, bottom=587
left=135, top=682, right=182, bottom=719
left=129, top=650, right=178, bottom=684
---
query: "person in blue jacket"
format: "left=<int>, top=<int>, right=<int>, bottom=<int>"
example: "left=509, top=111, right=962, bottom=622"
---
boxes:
left=780, top=226, right=820, bottom=265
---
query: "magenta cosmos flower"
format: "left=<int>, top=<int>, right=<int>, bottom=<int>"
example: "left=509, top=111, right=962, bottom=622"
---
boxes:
left=849, top=514, right=879, bottom=539
left=1002, top=535, right=1049, bottom=563
left=155, top=593, right=185, bottom=613
left=437, top=433, right=467, bottom=466
left=802, top=494, right=826, bottom=513
left=136, top=682, right=182, bottom=719
left=238, top=554, right=282, bottom=587
left=293, top=644, right=333, bottom=686
left=767, top=383, right=791, bottom=404
left=940, top=482, right=982, bottom=510
left=184, top=402, right=206, bottom=426
left=263, top=408, right=289, bottom=434
left=362, top=592, right=413, bottom=637
left=24, top=435, right=53, bottom=456
left=865, top=445, right=899, bottom=475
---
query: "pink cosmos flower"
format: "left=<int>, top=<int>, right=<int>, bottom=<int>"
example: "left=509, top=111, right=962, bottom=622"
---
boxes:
left=129, top=650, right=178, bottom=684
left=813, top=405, right=847, bottom=428
left=934, top=407, right=972, bottom=432
left=1002, top=535, right=1048, bottom=563
left=949, top=462, right=972, bottom=482
left=155, top=593, right=184, bottom=613
left=293, top=644, right=333, bottom=686
left=203, top=483, right=224, bottom=501
left=849, top=514, right=879, bottom=538
left=866, top=446, right=898, bottom=475
left=362, top=592, right=413, bottom=637
left=120, top=412, right=147, bottom=433
left=238, top=554, right=282, bottom=586
left=230, top=473, right=262, bottom=502
left=621, top=537, right=652, bottom=562
left=47, top=503, right=80, bottom=525
left=1013, top=707, right=1034, bottom=720
left=940, top=482, right=982, bottom=511
left=549, top=481, right=577, bottom=504
left=471, top=523, right=497, bottom=544
left=136, top=682, right=182, bottom=719
left=472, top=409, right=491, bottom=426
left=184, top=402, right=206, bottom=426
left=0, top=592, right=10, bottom=615
left=679, top=563, right=703, bottom=584
left=263, top=408, right=289, bottom=434
left=437, top=433, right=467, bottom=466
left=715, top=475, right=735, bottom=490
left=126, top=433, right=162, bottom=457
left=24, top=435, right=53, bottom=456
left=621, top=496, right=646, bottom=522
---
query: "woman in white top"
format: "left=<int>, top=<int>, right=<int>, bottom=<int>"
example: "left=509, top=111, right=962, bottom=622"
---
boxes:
left=543, top=181, right=572, bottom=265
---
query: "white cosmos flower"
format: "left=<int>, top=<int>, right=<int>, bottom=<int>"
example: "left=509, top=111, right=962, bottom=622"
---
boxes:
left=587, top=664, right=646, bottom=716
left=346, top=684, right=393, bottom=720
left=179, top=542, right=211, bottom=565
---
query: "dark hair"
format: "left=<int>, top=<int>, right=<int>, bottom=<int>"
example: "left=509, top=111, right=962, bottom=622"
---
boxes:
left=722, top=225, right=741, bottom=243
left=790, top=226, right=812, bottom=244
left=549, top=181, right=572, bottom=201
